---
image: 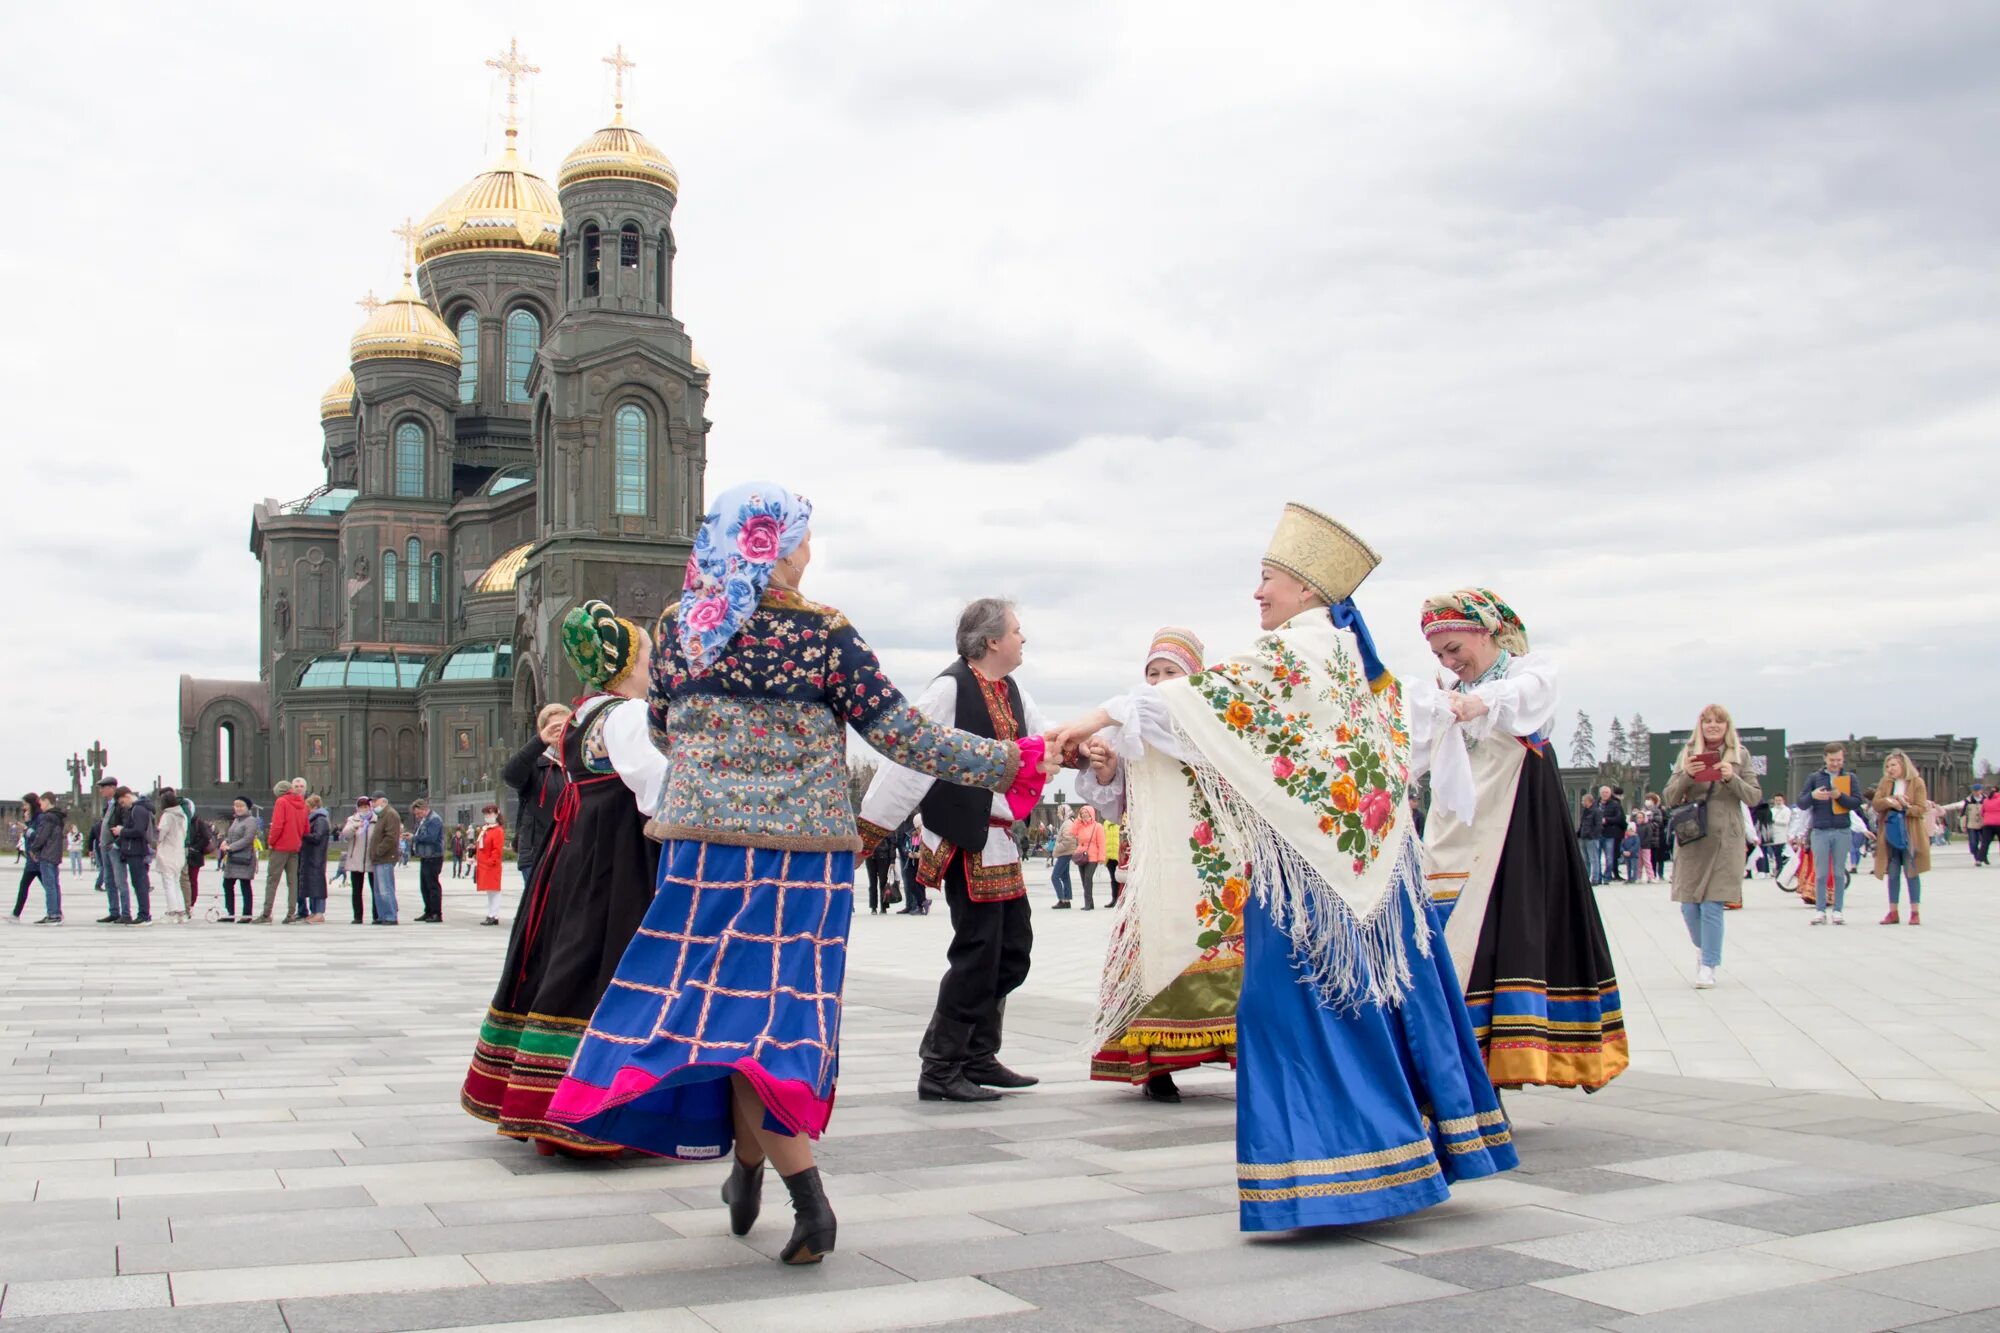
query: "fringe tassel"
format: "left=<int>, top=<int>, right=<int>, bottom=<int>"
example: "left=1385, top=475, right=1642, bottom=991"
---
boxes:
left=1180, top=721, right=1431, bottom=1017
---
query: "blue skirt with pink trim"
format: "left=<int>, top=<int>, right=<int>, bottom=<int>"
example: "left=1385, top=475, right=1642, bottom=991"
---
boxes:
left=546, top=840, right=852, bottom=1160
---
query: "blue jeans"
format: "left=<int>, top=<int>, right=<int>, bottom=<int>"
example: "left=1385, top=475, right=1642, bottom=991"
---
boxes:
left=1050, top=855, right=1073, bottom=902
left=1599, top=838, right=1620, bottom=881
left=1810, top=828, right=1849, bottom=911
left=1681, top=900, right=1725, bottom=967
left=67, top=850, right=81, bottom=873
left=37, top=860, right=61, bottom=917
left=102, top=846, right=130, bottom=919
left=1885, top=846, right=1921, bottom=906
left=369, top=865, right=399, bottom=923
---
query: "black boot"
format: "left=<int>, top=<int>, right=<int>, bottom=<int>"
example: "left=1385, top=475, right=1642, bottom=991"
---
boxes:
left=964, top=999, right=1039, bottom=1089
left=778, top=1166, right=837, bottom=1264
left=1144, top=1071, right=1182, bottom=1103
left=917, top=1013, right=1000, bottom=1102
left=721, top=1152, right=765, bottom=1237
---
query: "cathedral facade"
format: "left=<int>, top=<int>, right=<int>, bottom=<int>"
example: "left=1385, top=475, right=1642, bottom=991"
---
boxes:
left=178, top=46, right=708, bottom=823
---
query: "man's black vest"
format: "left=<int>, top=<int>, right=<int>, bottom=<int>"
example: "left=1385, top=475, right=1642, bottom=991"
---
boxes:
left=918, top=659, right=1024, bottom=852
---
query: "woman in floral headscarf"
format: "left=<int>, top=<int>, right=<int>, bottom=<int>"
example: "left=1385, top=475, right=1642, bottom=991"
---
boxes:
left=550, top=482, right=1050, bottom=1267
left=1409, top=588, right=1627, bottom=1091
left=461, top=600, right=668, bottom=1159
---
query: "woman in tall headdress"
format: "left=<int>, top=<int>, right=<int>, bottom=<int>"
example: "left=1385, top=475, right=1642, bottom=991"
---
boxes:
left=460, top=599, right=669, bottom=1158
left=1409, top=589, right=1627, bottom=1091
left=1053, top=506, right=1514, bottom=1230
left=1077, top=628, right=1240, bottom=1104
left=548, top=482, right=1050, bottom=1265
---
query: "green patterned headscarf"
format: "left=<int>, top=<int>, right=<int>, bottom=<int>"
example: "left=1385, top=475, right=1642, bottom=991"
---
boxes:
left=560, top=600, right=639, bottom=693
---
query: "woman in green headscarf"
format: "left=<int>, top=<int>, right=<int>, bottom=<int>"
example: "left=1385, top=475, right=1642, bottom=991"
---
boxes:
left=461, top=600, right=670, bottom=1158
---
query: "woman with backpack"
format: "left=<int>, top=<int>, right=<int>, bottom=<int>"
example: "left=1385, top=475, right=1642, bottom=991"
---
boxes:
left=1871, top=751, right=1929, bottom=925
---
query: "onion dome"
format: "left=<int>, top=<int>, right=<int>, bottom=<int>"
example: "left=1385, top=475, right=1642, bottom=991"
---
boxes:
left=559, top=111, right=679, bottom=194
left=415, top=139, right=563, bottom=264
left=319, top=370, right=355, bottom=420
left=350, top=279, right=460, bottom=368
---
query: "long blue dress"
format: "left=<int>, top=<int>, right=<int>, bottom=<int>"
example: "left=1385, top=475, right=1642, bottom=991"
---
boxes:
left=1236, top=877, right=1517, bottom=1230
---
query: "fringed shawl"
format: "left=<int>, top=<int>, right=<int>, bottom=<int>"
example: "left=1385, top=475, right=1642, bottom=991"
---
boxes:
left=1093, top=613, right=1428, bottom=1050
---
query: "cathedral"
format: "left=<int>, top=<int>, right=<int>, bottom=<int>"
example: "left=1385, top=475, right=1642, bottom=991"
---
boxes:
left=178, top=42, right=708, bottom=823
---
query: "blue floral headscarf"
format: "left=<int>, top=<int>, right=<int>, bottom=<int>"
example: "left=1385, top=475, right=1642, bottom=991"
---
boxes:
left=678, top=481, right=813, bottom=674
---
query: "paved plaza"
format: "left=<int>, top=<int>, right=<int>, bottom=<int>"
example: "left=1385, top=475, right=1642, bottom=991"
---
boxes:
left=5, top=849, right=2000, bottom=1329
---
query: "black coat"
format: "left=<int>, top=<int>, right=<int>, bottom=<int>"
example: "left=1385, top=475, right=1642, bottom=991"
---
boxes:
left=113, top=798, right=155, bottom=860
left=501, top=735, right=568, bottom=863
left=299, top=808, right=331, bottom=896
left=1597, top=797, right=1626, bottom=837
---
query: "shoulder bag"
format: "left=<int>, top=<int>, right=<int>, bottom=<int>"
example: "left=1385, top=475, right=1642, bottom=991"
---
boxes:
left=1667, top=784, right=1711, bottom=846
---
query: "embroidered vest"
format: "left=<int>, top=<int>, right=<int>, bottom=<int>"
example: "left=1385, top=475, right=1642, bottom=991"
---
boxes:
left=918, top=659, right=1023, bottom=851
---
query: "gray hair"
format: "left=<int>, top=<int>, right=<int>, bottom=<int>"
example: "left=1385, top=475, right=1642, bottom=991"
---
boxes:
left=956, top=597, right=1016, bottom=661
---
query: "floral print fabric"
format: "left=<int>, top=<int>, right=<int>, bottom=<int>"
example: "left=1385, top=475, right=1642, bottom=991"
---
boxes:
left=649, top=588, right=1021, bottom=851
left=678, top=482, right=814, bottom=675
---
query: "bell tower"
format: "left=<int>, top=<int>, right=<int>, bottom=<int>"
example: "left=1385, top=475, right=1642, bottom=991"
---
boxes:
left=518, top=43, right=708, bottom=703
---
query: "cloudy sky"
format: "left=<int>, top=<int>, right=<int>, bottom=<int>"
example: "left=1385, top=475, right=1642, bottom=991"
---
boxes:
left=3, top=2, right=1996, bottom=795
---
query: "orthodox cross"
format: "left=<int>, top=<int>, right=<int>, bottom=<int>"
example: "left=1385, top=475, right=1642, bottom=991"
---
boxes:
left=486, top=36, right=540, bottom=141
left=356, top=289, right=382, bottom=315
left=604, top=43, right=636, bottom=117
left=86, top=741, right=107, bottom=788
left=64, top=753, right=84, bottom=809
left=392, top=217, right=421, bottom=280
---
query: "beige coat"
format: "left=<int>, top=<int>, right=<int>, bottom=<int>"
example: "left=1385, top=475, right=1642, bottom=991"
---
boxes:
left=1871, top=775, right=1931, bottom=877
left=1662, top=748, right=1762, bottom=905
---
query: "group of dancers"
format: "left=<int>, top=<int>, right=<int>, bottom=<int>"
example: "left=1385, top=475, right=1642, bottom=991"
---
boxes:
left=457, top=485, right=1628, bottom=1264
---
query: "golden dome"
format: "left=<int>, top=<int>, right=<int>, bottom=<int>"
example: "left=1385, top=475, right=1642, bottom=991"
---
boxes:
left=350, top=279, right=461, bottom=368
left=474, top=542, right=532, bottom=594
left=416, top=138, right=563, bottom=265
left=559, top=112, right=679, bottom=194
left=319, top=370, right=355, bottom=420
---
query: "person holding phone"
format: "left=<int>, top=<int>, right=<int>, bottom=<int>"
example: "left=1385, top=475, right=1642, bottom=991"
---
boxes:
left=1798, top=742, right=1863, bottom=924
left=1871, top=750, right=1929, bottom=925
left=1663, top=706, right=1761, bottom=988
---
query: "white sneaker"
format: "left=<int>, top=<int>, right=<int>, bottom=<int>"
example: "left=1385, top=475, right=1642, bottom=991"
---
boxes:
left=1695, top=965, right=1716, bottom=989
left=1810, top=910, right=1827, bottom=925
left=1832, top=910, right=1845, bottom=925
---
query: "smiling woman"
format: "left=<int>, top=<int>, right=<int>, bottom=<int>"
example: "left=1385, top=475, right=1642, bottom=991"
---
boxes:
left=1409, top=588, right=1627, bottom=1090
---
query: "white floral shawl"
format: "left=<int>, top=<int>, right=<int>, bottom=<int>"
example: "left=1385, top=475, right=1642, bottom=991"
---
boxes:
left=1094, top=612, right=1427, bottom=1047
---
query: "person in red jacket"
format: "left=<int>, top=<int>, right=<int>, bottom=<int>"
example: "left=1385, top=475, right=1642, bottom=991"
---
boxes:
left=262, top=778, right=309, bottom=924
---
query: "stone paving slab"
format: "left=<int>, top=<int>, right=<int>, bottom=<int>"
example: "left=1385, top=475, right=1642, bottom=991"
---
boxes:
left=4, top=860, right=2000, bottom=1327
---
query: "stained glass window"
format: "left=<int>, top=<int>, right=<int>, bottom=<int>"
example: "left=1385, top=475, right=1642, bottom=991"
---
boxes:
left=382, top=550, right=397, bottom=604
left=614, top=404, right=647, bottom=515
left=406, top=538, right=421, bottom=603
left=394, top=422, right=424, bottom=496
left=455, top=311, right=479, bottom=403
left=505, top=309, right=539, bottom=404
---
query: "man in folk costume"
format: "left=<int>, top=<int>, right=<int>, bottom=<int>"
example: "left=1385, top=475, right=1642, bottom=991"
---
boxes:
left=1052, top=506, right=1514, bottom=1229
left=1408, top=588, right=1627, bottom=1090
left=862, top=597, right=1049, bottom=1103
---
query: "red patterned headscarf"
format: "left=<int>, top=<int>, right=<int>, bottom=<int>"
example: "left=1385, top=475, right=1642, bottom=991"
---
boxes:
left=1419, top=588, right=1529, bottom=655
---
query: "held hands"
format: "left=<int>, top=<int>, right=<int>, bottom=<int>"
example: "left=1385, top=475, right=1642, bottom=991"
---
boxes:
left=1445, top=692, right=1489, bottom=722
left=1042, top=709, right=1113, bottom=765
left=1080, top=737, right=1118, bottom=784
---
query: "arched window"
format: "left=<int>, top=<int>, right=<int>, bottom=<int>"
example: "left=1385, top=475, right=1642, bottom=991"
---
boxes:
left=656, top=232, right=668, bottom=305
left=382, top=550, right=398, bottom=605
left=429, top=553, right=443, bottom=605
left=216, top=720, right=236, bottom=783
left=396, top=728, right=418, bottom=777
left=613, top=404, right=647, bottom=516
left=406, top=538, right=421, bottom=603
left=505, top=310, right=539, bottom=404
left=620, top=223, right=641, bottom=269
left=394, top=422, right=424, bottom=497
left=455, top=311, right=479, bottom=403
left=582, top=224, right=601, bottom=297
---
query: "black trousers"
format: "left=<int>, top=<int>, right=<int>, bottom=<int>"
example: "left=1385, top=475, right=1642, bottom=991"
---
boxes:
left=1077, top=860, right=1098, bottom=909
left=419, top=857, right=444, bottom=918
left=864, top=858, right=892, bottom=912
left=898, top=854, right=926, bottom=911
left=350, top=869, right=370, bottom=923
left=932, top=856, right=1032, bottom=1029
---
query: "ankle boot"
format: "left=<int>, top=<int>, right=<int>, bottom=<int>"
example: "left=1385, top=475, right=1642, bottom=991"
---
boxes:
left=1144, top=1071, right=1183, bottom=1103
left=1880, top=907, right=1900, bottom=925
left=778, top=1166, right=836, bottom=1264
left=721, top=1153, right=765, bottom=1237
